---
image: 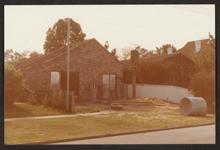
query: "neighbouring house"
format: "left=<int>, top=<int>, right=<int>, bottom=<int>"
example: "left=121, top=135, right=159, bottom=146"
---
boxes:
left=178, top=39, right=210, bottom=62
left=15, top=38, right=124, bottom=102
left=122, top=51, right=197, bottom=88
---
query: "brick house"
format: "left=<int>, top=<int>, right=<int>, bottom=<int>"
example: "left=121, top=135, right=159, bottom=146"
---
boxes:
left=122, top=49, right=197, bottom=88
left=178, top=39, right=210, bottom=62
left=16, top=38, right=124, bottom=102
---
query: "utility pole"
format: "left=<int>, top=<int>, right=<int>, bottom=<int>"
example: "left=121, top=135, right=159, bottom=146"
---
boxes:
left=66, top=18, right=70, bottom=111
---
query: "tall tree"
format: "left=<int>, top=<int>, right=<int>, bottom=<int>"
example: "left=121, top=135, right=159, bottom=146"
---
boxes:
left=44, top=18, right=86, bottom=55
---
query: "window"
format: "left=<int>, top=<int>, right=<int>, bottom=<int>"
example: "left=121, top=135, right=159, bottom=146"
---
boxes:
left=102, top=74, right=116, bottom=99
left=167, top=47, right=173, bottom=54
left=51, top=71, right=60, bottom=88
left=195, top=40, right=201, bottom=52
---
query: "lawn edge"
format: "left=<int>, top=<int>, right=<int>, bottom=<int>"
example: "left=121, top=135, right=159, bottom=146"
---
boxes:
left=10, top=123, right=215, bottom=145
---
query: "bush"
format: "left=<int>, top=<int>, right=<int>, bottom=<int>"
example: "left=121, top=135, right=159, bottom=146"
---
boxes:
left=4, top=64, right=36, bottom=107
left=42, top=89, right=66, bottom=110
left=190, top=70, right=215, bottom=113
left=4, top=64, right=23, bottom=106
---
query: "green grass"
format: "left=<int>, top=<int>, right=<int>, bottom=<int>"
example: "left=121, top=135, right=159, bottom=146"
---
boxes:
left=4, top=103, right=67, bottom=118
left=4, top=102, right=110, bottom=118
left=5, top=106, right=215, bottom=144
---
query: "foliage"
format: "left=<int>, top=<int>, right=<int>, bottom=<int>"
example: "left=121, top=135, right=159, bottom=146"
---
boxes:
left=194, top=34, right=215, bottom=72
left=4, top=49, right=28, bottom=64
left=156, top=44, right=177, bottom=55
left=190, top=70, right=215, bottom=113
left=44, top=18, right=86, bottom=55
left=135, top=46, right=148, bottom=57
left=43, top=89, right=66, bottom=110
left=189, top=34, right=215, bottom=113
left=4, top=64, right=35, bottom=107
left=122, top=45, right=147, bottom=60
left=122, top=47, right=132, bottom=60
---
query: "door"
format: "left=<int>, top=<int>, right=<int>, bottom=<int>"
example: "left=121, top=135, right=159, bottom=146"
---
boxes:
left=60, top=71, right=79, bottom=99
left=102, top=74, right=116, bottom=99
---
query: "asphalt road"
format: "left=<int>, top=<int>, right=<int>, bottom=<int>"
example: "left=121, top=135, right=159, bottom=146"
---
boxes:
left=52, top=125, right=215, bottom=144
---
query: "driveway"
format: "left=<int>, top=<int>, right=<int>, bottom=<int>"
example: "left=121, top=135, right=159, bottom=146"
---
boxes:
left=52, top=125, right=215, bottom=144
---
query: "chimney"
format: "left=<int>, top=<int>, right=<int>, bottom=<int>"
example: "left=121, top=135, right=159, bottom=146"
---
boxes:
left=130, top=50, right=139, bottom=64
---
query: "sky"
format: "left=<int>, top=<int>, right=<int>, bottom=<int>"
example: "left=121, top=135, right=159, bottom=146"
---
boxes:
left=5, top=5, right=215, bottom=57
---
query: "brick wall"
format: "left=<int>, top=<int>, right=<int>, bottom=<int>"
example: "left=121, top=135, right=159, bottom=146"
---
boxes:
left=38, top=39, right=123, bottom=101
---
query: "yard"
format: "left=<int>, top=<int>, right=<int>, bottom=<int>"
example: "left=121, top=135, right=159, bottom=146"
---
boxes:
left=5, top=102, right=110, bottom=118
left=4, top=98, right=215, bottom=144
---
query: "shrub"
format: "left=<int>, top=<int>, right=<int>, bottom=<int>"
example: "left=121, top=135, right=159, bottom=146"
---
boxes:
left=42, top=89, right=66, bottom=110
left=4, top=64, right=23, bottom=107
left=4, top=64, right=36, bottom=107
left=190, top=70, right=215, bottom=113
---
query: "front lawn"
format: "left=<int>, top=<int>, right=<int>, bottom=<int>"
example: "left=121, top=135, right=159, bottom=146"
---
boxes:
left=5, top=102, right=110, bottom=118
left=5, top=103, right=215, bottom=144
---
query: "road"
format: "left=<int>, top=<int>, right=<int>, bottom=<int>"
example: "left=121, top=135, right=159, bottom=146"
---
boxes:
left=52, top=125, right=215, bottom=144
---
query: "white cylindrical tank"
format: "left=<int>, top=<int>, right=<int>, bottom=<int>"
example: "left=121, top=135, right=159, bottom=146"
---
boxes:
left=179, top=97, right=207, bottom=116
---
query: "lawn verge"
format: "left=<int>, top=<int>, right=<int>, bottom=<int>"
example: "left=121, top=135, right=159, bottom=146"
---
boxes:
left=5, top=108, right=215, bottom=144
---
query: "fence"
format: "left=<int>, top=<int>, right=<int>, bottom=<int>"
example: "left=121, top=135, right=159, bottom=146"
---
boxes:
left=126, top=84, right=192, bottom=103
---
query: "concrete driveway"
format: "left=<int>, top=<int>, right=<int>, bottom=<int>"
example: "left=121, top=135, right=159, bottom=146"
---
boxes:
left=52, top=125, right=215, bottom=144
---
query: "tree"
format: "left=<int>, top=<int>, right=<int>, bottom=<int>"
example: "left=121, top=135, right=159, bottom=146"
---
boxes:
left=4, top=63, right=36, bottom=108
left=135, top=46, right=147, bottom=57
left=194, top=33, right=215, bottom=72
left=44, top=18, right=86, bottom=55
left=4, top=49, right=14, bottom=62
left=156, top=44, right=177, bottom=55
left=146, top=50, right=154, bottom=55
left=4, top=49, right=28, bottom=64
left=190, top=70, right=215, bottom=113
left=122, top=45, right=147, bottom=60
left=156, top=47, right=161, bottom=55
left=189, top=33, right=215, bottom=113
left=122, top=47, right=132, bottom=60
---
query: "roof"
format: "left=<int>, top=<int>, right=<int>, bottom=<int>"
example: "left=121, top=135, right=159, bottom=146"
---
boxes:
left=15, top=38, right=119, bottom=69
left=122, top=51, right=193, bottom=64
left=121, top=38, right=210, bottom=69
left=15, top=39, right=93, bottom=69
left=178, top=38, right=210, bottom=60
left=43, top=38, right=120, bottom=64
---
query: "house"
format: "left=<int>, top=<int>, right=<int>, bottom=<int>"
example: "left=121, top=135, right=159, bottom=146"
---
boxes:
left=178, top=39, right=210, bottom=62
left=122, top=50, right=197, bottom=88
left=15, top=38, right=124, bottom=102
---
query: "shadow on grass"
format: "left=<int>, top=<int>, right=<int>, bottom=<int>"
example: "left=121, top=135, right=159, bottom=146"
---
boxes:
left=4, top=103, right=34, bottom=118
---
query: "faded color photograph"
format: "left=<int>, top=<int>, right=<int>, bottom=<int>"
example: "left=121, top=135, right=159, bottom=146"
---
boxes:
left=4, top=5, right=215, bottom=144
